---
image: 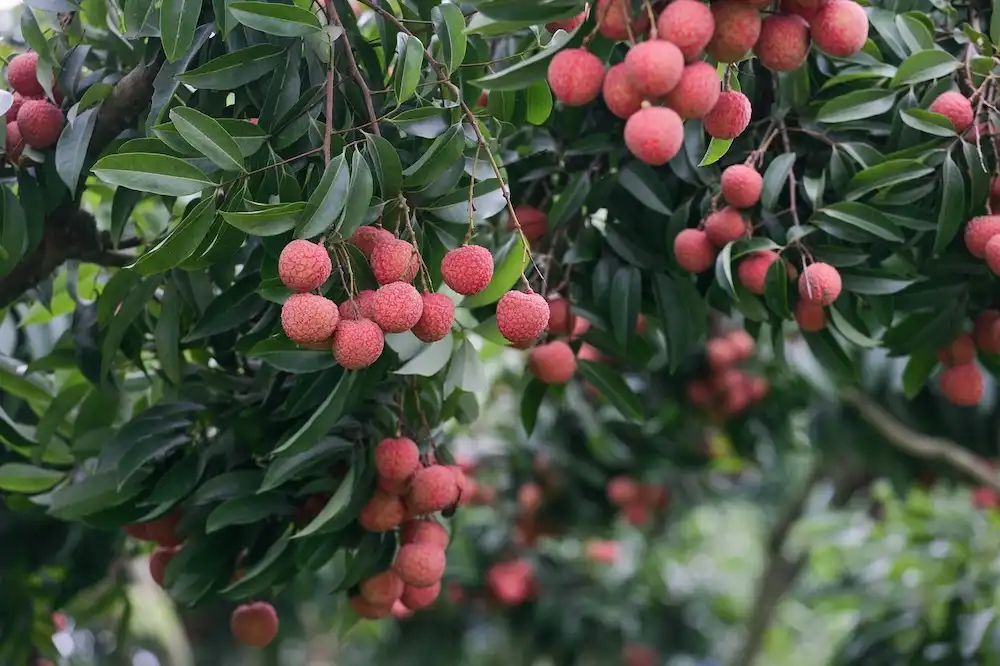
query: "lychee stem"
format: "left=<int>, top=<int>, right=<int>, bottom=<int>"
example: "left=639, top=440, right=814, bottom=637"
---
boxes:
left=412, top=384, right=437, bottom=455
left=643, top=0, right=657, bottom=39
left=464, top=141, right=482, bottom=244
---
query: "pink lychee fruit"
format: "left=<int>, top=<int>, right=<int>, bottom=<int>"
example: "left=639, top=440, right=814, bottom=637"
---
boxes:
left=7, top=52, right=44, bottom=97
left=975, top=310, right=1000, bottom=354
left=401, top=581, right=441, bottom=610
left=929, top=91, right=974, bottom=133
left=664, top=61, right=721, bottom=119
left=798, top=262, right=842, bottom=305
left=623, top=40, right=684, bottom=98
left=937, top=332, right=976, bottom=366
left=673, top=228, right=717, bottom=273
left=987, top=235, right=1000, bottom=276
left=737, top=251, right=780, bottom=294
left=547, top=48, right=606, bottom=107
left=281, top=293, right=339, bottom=344
left=441, top=245, right=493, bottom=295
left=939, top=363, right=984, bottom=406
left=333, top=318, right=384, bottom=369
left=5, top=121, right=23, bottom=164
left=602, top=63, right=643, bottom=120
left=349, top=226, right=394, bottom=259
left=512, top=205, right=548, bottom=241
left=965, top=216, right=1000, bottom=258
left=339, top=289, right=376, bottom=320
left=595, top=0, right=650, bottom=41
left=359, top=490, right=407, bottom=532
left=703, top=91, right=753, bottom=140
left=278, top=239, right=332, bottom=292
left=547, top=296, right=575, bottom=336
left=349, top=595, right=392, bottom=619
left=407, top=465, right=460, bottom=514
left=496, top=290, right=550, bottom=344
left=704, top=207, right=748, bottom=247
left=782, top=0, right=828, bottom=21
left=810, top=0, right=869, bottom=58
left=17, top=99, right=63, bottom=149
left=720, top=164, right=764, bottom=208
left=656, top=0, right=715, bottom=61
left=393, top=543, right=447, bottom=588
left=795, top=301, right=826, bottom=332
left=528, top=340, right=577, bottom=384
left=623, top=105, right=684, bottom=166
left=401, top=519, right=450, bottom=548
left=375, top=437, right=421, bottom=482
left=546, top=5, right=589, bottom=33
left=230, top=602, right=279, bottom=647
left=755, top=14, right=810, bottom=72
left=373, top=281, right=423, bottom=333
left=706, top=1, right=762, bottom=63
left=360, top=570, right=405, bottom=606
left=371, top=238, right=420, bottom=285
left=412, top=292, right=455, bottom=342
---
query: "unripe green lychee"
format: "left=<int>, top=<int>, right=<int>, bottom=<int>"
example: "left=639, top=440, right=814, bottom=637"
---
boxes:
left=230, top=602, right=279, bottom=647
left=939, top=362, right=984, bottom=406
left=281, top=293, right=339, bottom=344
left=664, top=62, right=720, bottom=119
left=278, top=239, right=332, bottom=292
left=810, top=0, right=869, bottom=58
left=798, top=262, right=842, bottom=306
left=704, top=207, right=748, bottom=247
left=703, top=91, right=752, bottom=140
left=547, top=48, right=606, bottom=107
left=623, top=40, right=684, bottom=98
left=929, top=91, right=974, bottom=132
left=720, top=164, right=764, bottom=208
left=656, top=0, right=715, bottom=61
left=673, top=228, right=716, bottom=273
left=755, top=14, right=810, bottom=72
left=706, top=1, right=762, bottom=63
left=602, top=63, right=643, bottom=120
left=623, top=106, right=684, bottom=166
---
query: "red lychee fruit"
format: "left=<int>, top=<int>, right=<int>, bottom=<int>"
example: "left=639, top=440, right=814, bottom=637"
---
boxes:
left=547, top=48, right=606, bottom=107
left=124, top=523, right=150, bottom=540
left=393, top=543, right=447, bottom=587
left=728, top=328, right=756, bottom=360
left=937, top=332, right=976, bottom=366
left=359, top=491, right=407, bottom=532
left=595, top=0, right=650, bottom=41
left=602, top=63, right=643, bottom=120
left=547, top=296, right=575, bottom=335
left=664, top=61, right=721, bottom=120
left=782, top=0, right=828, bottom=21
left=707, top=337, right=738, bottom=369
left=144, top=512, right=183, bottom=547
left=623, top=643, right=660, bottom=666
left=378, top=476, right=410, bottom=495
left=360, top=570, right=405, bottom=606
left=412, top=292, right=455, bottom=342
left=280, top=293, right=339, bottom=344
left=17, top=100, right=63, bottom=149
left=401, top=581, right=441, bottom=610
left=704, top=207, right=748, bottom=247
left=623, top=40, right=684, bottom=97
left=707, top=1, right=762, bottom=63
left=606, top=475, right=639, bottom=506
left=407, top=465, right=460, bottom=515
left=401, top=519, right=450, bottom=548
left=585, top=539, right=621, bottom=564
left=621, top=502, right=650, bottom=525
left=476, top=91, right=488, bottom=107
left=230, top=602, right=279, bottom=647
left=987, top=235, right=1000, bottom=275
left=517, top=482, right=543, bottom=514
left=547, top=6, right=589, bottom=32
left=990, top=177, right=1000, bottom=213
left=441, top=245, right=493, bottom=295
left=373, top=281, right=423, bottom=333
left=571, top=316, right=591, bottom=340
left=349, top=226, right=394, bottom=259
left=6, top=121, right=23, bottom=164
left=391, top=600, right=413, bottom=619
left=798, top=262, right=842, bottom=306
left=339, top=289, right=376, bottom=321
left=673, top=228, right=717, bottom=273
left=939, top=363, right=984, bottom=406
left=496, top=290, right=549, bottom=344
left=656, top=0, right=715, bottom=60
left=333, top=318, right=384, bottom=369
left=973, top=486, right=998, bottom=510
left=929, top=91, right=973, bottom=133
left=624, top=105, right=684, bottom=166
left=375, top=437, right=420, bottom=482
left=687, top=379, right=713, bottom=407
left=578, top=342, right=605, bottom=363
left=756, top=14, right=810, bottom=72
left=810, top=0, right=869, bottom=58
left=737, top=251, right=779, bottom=294
left=149, top=545, right=179, bottom=587
left=703, top=91, right=753, bottom=140
left=528, top=340, right=577, bottom=384
left=975, top=310, right=1000, bottom=354
left=7, top=52, right=44, bottom=97
left=7, top=92, right=25, bottom=121
left=512, top=205, right=548, bottom=241
left=349, top=594, right=392, bottom=619
left=278, top=239, right=332, bottom=292
left=965, top=216, right=1000, bottom=258
left=795, top=300, right=827, bottom=332
left=487, top=559, right=536, bottom=605
left=721, top=164, right=764, bottom=208
left=371, top=238, right=420, bottom=285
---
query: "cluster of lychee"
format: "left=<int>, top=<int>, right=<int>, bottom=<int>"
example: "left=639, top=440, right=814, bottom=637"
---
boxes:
left=605, top=474, right=670, bottom=526
left=685, top=329, right=770, bottom=416
left=545, top=0, right=868, bottom=166
left=3, top=51, right=66, bottom=164
left=933, top=319, right=995, bottom=407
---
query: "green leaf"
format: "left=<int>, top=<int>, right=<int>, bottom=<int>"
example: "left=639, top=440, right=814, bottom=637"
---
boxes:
left=206, top=494, right=292, bottom=533
left=577, top=360, right=643, bottom=422
left=654, top=273, right=706, bottom=371
left=444, top=338, right=488, bottom=395
left=0, top=188, right=26, bottom=278
left=802, top=330, right=857, bottom=381
left=387, top=107, right=449, bottom=139
left=548, top=171, right=590, bottom=227
left=463, top=234, right=527, bottom=308
left=92, top=153, right=213, bottom=196
left=817, top=89, right=897, bottom=123
left=812, top=202, right=905, bottom=243
left=899, top=108, right=956, bottom=137
left=49, top=470, right=146, bottom=519
left=247, top=337, right=339, bottom=373
left=221, top=529, right=294, bottom=599
left=934, top=153, right=965, bottom=254
left=36, top=383, right=88, bottom=446
left=761, top=153, right=796, bottom=211
left=178, top=44, right=285, bottom=90
left=393, top=33, right=425, bottom=105
left=296, top=152, right=349, bottom=238
left=261, top=437, right=352, bottom=492
left=394, top=335, right=455, bottom=376
left=222, top=203, right=305, bottom=236
left=142, top=451, right=204, bottom=505
left=155, top=281, right=184, bottom=385
left=192, top=470, right=264, bottom=504
left=230, top=1, right=321, bottom=36
left=890, top=50, right=961, bottom=87
left=160, top=0, right=199, bottom=61
left=432, top=3, right=467, bottom=75
left=520, top=377, right=547, bottom=436
left=337, top=149, right=374, bottom=239
left=699, top=137, right=732, bottom=166
left=525, top=80, right=553, bottom=125
left=273, top=372, right=359, bottom=454
left=169, top=107, right=246, bottom=172
left=473, top=29, right=574, bottom=90
left=424, top=179, right=507, bottom=224
left=610, top=266, right=640, bottom=349
left=117, top=432, right=189, bottom=489
left=294, top=461, right=365, bottom=538
left=714, top=241, right=737, bottom=298
left=0, top=463, right=64, bottom=493
left=55, top=106, right=100, bottom=191
left=845, top=159, right=934, bottom=200
left=992, top=0, right=1000, bottom=44
left=184, top=277, right=264, bottom=341
left=365, top=132, right=402, bottom=200
left=402, top=124, right=465, bottom=189
left=130, top=197, right=217, bottom=275
left=618, top=162, right=670, bottom=215
left=100, top=277, right=163, bottom=378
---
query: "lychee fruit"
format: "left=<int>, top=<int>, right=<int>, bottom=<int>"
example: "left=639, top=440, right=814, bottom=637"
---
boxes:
left=124, top=523, right=150, bottom=540
left=782, top=0, right=828, bottom=21
left=378, top=476, right=410, bottom=495
left=394, top=543, right=446, bottom=588
left=528, top=340, right=577, bottom=384
left=937, top=332, right=976, bottom=366
left=795, top=300, right=826, bottom=332
left=512, top=205, right=548, bottom=241
left=5, top=121, right=23, bottom=164
left=621, top=502, right=650, bottom=525
left=547, top=297, right=575, bottom=335
left=339, top=289, right=376, bottom=320
left=798, top=262, right=842, bottom=306
left=144, top=512, right=183, bottom=547
left=595, top=0, right=650, bottom=41
left=7, top=52, right=44, bottom=97
left=810, top=0, right=869, bottom=58
left=371, top=238, right=420, bottom=285
left=375, top=437, right=420, bottom=482
left=721, top=164, right=764, bottom=208
left=547, top=48, right=606, bottom=107
left=706, top=1, right=762, bottom=63
left=349, top=226, right=394, bottom=259
left=401, top=519, right=450, bottom=548
left=518, top=482, right=543, bottom=513
left=987, top=235, right=1000, bottom=275
left=333, top=318, right=384, bottom=369
left=412, top=292, right=455, bottom=342
left=756, top=14, right=810, bottom=72
left=7, top=92, right=25, bottom=121
left=939, top=362, right=984, bottom=406
left=704, top=207, right=748, bottom=247
left=373, top=281, right=423, bottom=333
left=606, top=475, right=639, bottom=506
left=401, top=581, right=441, bottom=610
left=349, top=594, right=392, bottom=619
left=929, top=91, right=974, bottom=133
left=278, top=239, right=332, bottom=292
left=623, top=40, right=684, bottom=97
left=673, top=228, right=717, bottom=273
left=728, top=328, right=756, bottom=360
left=990, top=177, right=1000, bottom=213
left=585, top=539, right=621, bottom=564
left=707, top=337, right=738, bottom=369
left=664, top=61, right=721, bottom=119
left=737, top=251, right=780, bottom=294
left=623, top=644, right=660, bottom=666
left=359, top=490, right=407, bottom=532
left=496, top=290, right=550, bottom=344
left=359, top=570, right=405, bottom=606
left=407, top=465, right=460, bottom=515
left=964, top=216, right=1000, bottom=258
left=149, top=545, right=179, bottom=587
left=602, top=63, right=643, bottom=120
left=441, top=245, right=493, bottom=295
left=281, top=293, right=339, bottom=344
left=975, top=310, right=1000, bottom=353
left=703, top=91, right=752, bottom=140
left=624, top=105, right=684, bottom=166
left=18, top=100, right=63, bottom=149
left=230, top=602, right=279, bottom=647
left=656, top=0, right=715, bottom=61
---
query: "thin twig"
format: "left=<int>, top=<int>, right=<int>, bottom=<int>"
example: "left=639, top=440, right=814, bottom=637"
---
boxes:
left=464, top=142, right=482, bottom=244
left=330, top=2, right=381, bottom=137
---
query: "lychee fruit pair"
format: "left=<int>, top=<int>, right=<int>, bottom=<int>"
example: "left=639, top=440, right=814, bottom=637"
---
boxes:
left=937, top=332, right=976, bottom=366
left=231, top=601, right=279, bottom=647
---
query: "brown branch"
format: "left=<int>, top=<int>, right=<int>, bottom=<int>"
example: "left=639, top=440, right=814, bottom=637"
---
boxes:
left=332, top=2, right=380, bottom=137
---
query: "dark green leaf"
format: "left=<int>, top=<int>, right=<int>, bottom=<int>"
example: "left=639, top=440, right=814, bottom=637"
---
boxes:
left=432, top=3, right=467, bottom=74
left=472, top=30, right=574, bottom=90
left=845, top=159, right=934, bottom=200
left=261, top=437, right=352, bottom=492
left=273, top=372, right=359, bottom=454
left=890, top=50, right=960, bottom=87
left=394, top=335, right=455, bottom=376
left=206, top=494, right=293, bottom=532
left=393, top=33, right=425, bottom=105
left=337, top=149, right=374, bottom=239
left=0, top=463, right=64, bottom=494
left=610, top=266, right=640, bottom=349
left=169, top=107, right=246, bottom=172
left=247, top=336, right=339, bottom=373
left=160, top=0, right=199, bottom=61
left=812, top=202, right=905, bottom=242
left=577, top=360, right=643, bottom=422
left=56, top=107, right=100, bottom=191
left=117, top=432, right=189, bottom=489
left=520, top=377, right=548, bottom=436
left=92, top=153, right=213, bottom=196
left=548, top=171, right=590, bottom=227
left=899, top=108, right=956, bottom=137
left=131, top=197, right=217, bottom=274
left=618, top=162, right=670, bottom=215
left=178, top=44, right=285, bottom=90
left=296, top=152, right=349, bottom=238
left=230, top=1, right=321, bottom=36
left=365, top=132, right=403, bottom=200
left=817, top=89, right=897, bottom=123
left=525, top=80, right=553, bottom=125
left=222, top=202, right=305, bottom=236
left=761, top=153, right=795, bottom=211
left=192, top=470, right=264, bottom=505
left=403, top=124, right=465, bottom=189
left=294, top=460, right=364, bottom=538
left=100, top=277, right=162, bottom=378
left=934, top=153, right=965, bottom=254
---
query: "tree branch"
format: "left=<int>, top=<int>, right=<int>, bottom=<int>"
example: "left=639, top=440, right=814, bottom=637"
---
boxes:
left=331, top=2, right=380, bottom=138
